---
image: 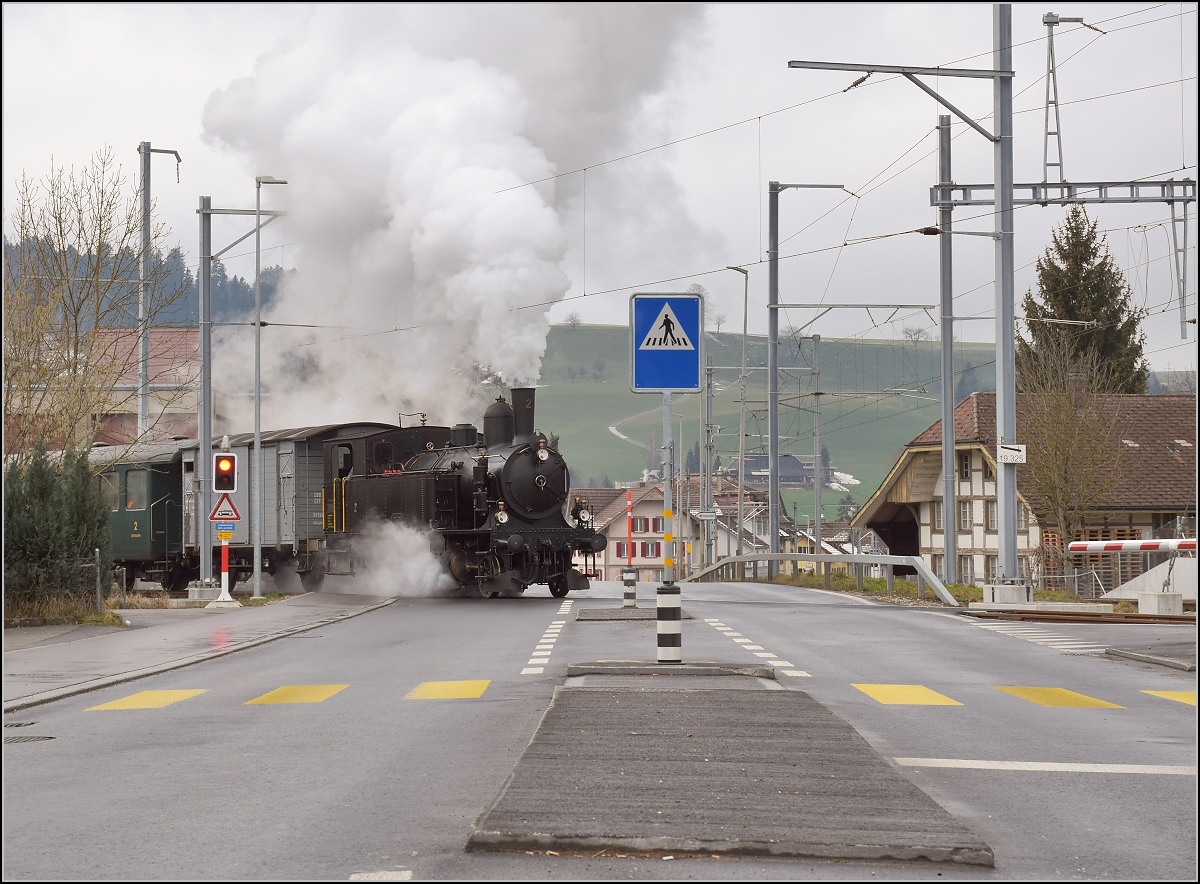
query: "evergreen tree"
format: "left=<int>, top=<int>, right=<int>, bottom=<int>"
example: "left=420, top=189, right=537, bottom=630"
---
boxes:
left=3, top=449, right=110, bottom=607
left=1018, top=206, right=1149, bottom=393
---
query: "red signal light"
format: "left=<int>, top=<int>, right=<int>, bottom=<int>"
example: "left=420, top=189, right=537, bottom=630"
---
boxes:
left=213, top=452, right=238, bottom=493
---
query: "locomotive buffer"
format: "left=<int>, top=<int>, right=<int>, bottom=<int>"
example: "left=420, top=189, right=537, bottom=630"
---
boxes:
left=630, top=293, right=703, bottom=663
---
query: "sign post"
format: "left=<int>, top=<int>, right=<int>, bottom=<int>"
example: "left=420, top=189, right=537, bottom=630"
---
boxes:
left=630, top=293, right=703, bottom=663
left=208, top=491, right=242, bottom=608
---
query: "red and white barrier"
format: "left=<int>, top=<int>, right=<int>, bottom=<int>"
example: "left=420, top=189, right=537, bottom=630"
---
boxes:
left=1068, top=538, right=1196, bottom=554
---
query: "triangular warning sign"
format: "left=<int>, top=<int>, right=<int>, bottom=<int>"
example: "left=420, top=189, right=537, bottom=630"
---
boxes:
left=638, top=303, right=694, bottom=350
left=209, top=493, right=241, bottom=521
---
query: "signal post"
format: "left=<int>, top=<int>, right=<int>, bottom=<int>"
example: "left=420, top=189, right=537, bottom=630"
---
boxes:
left=207, top=447, right=242, bottom=608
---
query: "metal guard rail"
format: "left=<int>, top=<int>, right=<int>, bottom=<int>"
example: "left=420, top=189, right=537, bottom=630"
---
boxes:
left=681, top=553, right=960, bottom=607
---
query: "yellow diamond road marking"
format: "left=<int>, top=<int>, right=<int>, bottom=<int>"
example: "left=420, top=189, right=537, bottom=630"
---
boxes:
left=405, top=680, right=490, bottom=700
left=1142, top=690, right=1196, bottom=706
left=996, top=686, right=1122, bottom=708
left=88, top=690, right=206, bottom=710
left=244, top=685, right=349, bottom=705
left=853, top=684, right=963, bottom=705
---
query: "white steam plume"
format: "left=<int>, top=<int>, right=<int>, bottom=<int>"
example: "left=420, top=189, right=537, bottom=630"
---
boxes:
left=344, top=521, right=457, bottom=598
left=203, top=5, right=707, bottom=431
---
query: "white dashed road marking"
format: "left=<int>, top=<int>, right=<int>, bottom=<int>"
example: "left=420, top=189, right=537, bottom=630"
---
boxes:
left=522, top=604, right=571, bottom=674
left=703, top=619, right=806, bottom=675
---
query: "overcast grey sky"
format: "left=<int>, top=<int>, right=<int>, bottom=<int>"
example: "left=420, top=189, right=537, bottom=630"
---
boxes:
left=4, top=2, right=1196, bottom=392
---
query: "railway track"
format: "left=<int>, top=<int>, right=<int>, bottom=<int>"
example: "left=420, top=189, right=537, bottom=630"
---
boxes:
left=962, top=609, right=1196, bottom=625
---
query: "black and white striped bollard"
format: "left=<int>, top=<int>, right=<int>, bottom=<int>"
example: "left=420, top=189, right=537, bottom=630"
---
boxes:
left=622, top=567, right=637, bottom=608
left=656, top=582, right=681, bottom=663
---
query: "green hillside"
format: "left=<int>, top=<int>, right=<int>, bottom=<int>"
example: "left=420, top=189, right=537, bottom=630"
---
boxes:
left=535, top=323, right=997, bottom=522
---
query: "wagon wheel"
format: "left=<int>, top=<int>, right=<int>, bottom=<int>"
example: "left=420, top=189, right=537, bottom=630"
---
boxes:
left=548, top=575, right=569, bottom=598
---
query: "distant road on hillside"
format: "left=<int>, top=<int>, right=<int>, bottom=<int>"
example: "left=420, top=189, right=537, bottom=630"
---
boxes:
left=608, top=393, right=696, bottom=453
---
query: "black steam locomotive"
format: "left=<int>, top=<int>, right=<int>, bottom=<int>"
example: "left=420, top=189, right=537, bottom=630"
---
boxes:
left=320, top=387, right=605, bottom=597
left=96, top=387, right=605, bottom=598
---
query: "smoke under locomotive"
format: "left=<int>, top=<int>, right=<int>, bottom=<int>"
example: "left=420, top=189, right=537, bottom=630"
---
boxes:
left=318, top=387, right=605, bottom=597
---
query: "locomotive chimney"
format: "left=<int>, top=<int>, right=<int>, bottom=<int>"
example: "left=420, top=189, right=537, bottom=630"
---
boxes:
left=511, top=387, right=536, bottom=443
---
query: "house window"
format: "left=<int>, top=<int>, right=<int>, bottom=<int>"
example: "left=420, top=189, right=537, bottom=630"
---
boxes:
left=1018, top=556, right=1030, bottom=579
left=959, top=555, right=974, bottom=584
left=959, top=500, right=972, bottom=532
left=933, top=554, right=945, bottom=580
left=632, top=517, right=649, bottom=533
left=640, top=541, right=661, bottom=558
left=1017, top=502, right=1028, bottom=531
left=933, top=500, right=944, bottom=531
left=987, top=500, right=998, bottom=531
left=986, top=555, right=998, bottom=581
left=983, top=460, right=995, bottom=480
left=959, top=451, right=971, bottom=481
left=651, top=517, right=664, bottom=533
left=125, top=470, right=148, bottom=511
left=614, top=541, right=627, bottom=559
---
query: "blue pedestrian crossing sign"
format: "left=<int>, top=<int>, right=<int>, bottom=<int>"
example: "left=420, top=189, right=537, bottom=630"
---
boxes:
left=629, top=293, right=704, bottom=393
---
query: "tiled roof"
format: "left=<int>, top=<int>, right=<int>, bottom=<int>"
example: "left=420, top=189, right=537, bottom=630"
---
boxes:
left=910, top=392, right=1196, bottom=510
left=573, top=485, right=661, bottom=531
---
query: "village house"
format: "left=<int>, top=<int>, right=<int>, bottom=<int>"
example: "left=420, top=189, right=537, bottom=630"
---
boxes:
left=851, top=392, right=1196, bottom=594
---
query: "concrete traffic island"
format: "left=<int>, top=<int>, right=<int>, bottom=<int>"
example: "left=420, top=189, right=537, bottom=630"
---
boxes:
left=468, top=684, right=994, bottom=866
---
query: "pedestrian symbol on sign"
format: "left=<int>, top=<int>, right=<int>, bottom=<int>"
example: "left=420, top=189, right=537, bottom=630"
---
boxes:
left=638, top=303, right=694, bottom=350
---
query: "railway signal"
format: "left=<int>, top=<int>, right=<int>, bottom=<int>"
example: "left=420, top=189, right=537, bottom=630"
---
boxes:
left=213, top=452, right=238, bottom=493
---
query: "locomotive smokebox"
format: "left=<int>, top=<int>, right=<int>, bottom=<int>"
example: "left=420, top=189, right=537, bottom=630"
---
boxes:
left=483, top=396, right=514, bottom=448
left=512, top=387, right=536, bottom=442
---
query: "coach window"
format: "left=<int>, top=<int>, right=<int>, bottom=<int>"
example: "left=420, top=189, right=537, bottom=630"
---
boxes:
left=98, top=473, right=119, bottom=512
left=125, top=470, right=147, bottom=511
left=372, top=441, right=394, bottom=473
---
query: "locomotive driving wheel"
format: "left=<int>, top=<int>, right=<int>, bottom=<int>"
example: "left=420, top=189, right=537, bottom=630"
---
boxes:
left=548, top=575, right=569, bottom=598
left=477, top=582, right=501, bottom=599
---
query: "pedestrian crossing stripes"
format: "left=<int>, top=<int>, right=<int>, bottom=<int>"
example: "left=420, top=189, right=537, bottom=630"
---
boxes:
left=88, top=690, right=206, bottom=710
left=244, top=684, right=348, bottom=705
left=82, top=682, right=1195, bottom=711
left=963, top=619, right=1108, bottom=654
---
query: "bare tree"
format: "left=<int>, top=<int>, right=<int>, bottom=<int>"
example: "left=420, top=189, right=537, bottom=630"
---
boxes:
left=688, top=283, right=711, bottom=329
left=564, top=311, right=581, bottom=330
left=712, top=313, right=727, bottom=333
left=4, top=148, right=193, bottom=461
left=1159, top=366, right=1197, bottom=395
left=1017, top=328, right=1124, bottom=578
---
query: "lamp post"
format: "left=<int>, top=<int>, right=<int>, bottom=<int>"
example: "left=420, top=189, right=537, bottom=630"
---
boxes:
left=727, top=265, right=749, bottom=578
left=253, top=175, right=287, bottom=599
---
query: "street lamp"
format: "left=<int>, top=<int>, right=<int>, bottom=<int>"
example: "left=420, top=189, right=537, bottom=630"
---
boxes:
left=726, top=265, right=749, bottom=578
left=253, top=175, right=287, bottom=599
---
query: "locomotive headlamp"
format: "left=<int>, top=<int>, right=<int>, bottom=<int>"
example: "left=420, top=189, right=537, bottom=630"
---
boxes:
left=496, top=510, right=510, bottom=524
left=578, top=509, right=591, bottom=522
left=536, top=448, right=549, bottom=462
